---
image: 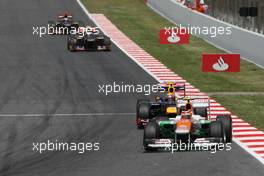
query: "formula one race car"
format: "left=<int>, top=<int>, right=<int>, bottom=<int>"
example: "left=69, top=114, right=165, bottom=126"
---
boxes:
left=136, top=82, right=186, bottom=129
left=143, top=98, right=232, bottom=152
left=48, top=12, right=84, bottom=35
left=67, top=27, right=111, bottom=51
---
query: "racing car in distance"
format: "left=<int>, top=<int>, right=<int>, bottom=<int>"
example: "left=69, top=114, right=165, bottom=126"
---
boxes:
left=143, top=97, right=232, bottom=152
left=67, top=27, right=111, bottom=51
left=136, top=82, right=188, bottom=129
left=48, top=12, right=84, bottom=35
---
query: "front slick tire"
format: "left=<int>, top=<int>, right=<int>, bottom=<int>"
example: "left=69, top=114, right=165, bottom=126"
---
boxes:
left=217, top=115, right=232, bottom=143
left=209, top=121, right=224, bottom=142
left=143, top=122, right=159, bottom=152
left=104, top=37, right=111, bottom=51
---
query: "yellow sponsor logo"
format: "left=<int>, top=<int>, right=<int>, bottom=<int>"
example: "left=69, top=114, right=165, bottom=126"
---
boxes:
left=166, top=107, right=177, bottom=114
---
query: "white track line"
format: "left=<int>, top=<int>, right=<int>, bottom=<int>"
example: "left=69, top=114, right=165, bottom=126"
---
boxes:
left=233, top=131, right=264, bottom=135
left=0, top=113, right=136, bottom=117
left=233, top=127, right=257, bottom=130
left=237, top=137, right=264, bottom=140
left=246, top=142, right=264, bottom=145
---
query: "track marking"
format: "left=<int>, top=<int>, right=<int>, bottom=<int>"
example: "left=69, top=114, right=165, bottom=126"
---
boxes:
left=0, top=112, right=135, bottom=117
left=207, top=92, right=264, bottom=96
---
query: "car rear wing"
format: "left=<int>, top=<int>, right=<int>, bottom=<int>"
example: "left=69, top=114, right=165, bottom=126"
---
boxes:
left=158, top=81, right=186, bottom=96
left=57, top=12, right=73, bottom=19
left=58, top=15, right=73, bottom=18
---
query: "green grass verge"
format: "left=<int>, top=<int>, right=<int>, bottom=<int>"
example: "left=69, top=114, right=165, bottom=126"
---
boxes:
left=82, top=0, right=264, bottom=130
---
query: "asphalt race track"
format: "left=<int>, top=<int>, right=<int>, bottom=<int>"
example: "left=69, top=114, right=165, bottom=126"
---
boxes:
left=0, top=0, right=263, bottom=175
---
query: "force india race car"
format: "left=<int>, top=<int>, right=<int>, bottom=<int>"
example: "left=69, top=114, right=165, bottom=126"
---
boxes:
left=48, top=13, right=84, bottom=35
left=143, top=97, right=232, bottom=152
left=67, top=27, right=111, bottom=51
left=136, top=82, right=187, bottom=129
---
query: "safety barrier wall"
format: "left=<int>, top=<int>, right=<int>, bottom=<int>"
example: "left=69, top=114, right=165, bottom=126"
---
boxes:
left=147, top=0, right=264, bottom=67
left=206, top=0, right=264, bottom=34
